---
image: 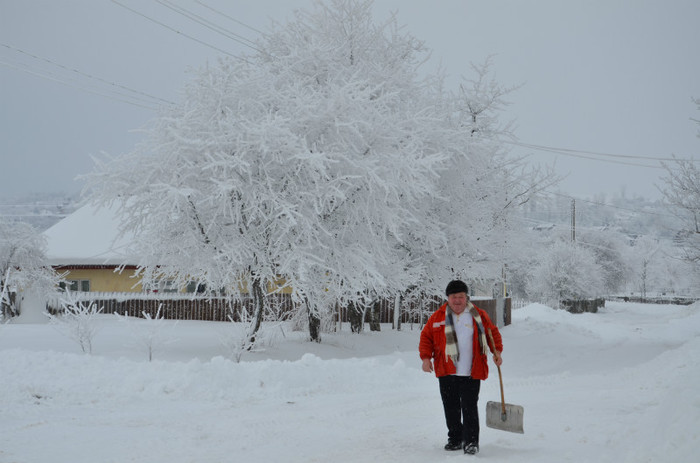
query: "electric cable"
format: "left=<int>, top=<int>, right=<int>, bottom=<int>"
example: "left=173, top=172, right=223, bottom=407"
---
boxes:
left=110, top=0, right=251, bottom=63
left=194, top=0, right=267, bottom=36
left=1, top=42, right=174, bottom=107
left=507, top=140, right=698, bottom=166
left=0, top=59, right=160, bottom=110
left=156, top=0, right=263, bottom=53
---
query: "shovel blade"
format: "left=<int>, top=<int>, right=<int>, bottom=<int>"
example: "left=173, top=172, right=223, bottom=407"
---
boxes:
left=486, top=401, right=524, bottom=434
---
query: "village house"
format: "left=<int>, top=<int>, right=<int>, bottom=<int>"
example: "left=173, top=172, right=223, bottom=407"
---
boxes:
left=44, top=202, right=146, bottom=293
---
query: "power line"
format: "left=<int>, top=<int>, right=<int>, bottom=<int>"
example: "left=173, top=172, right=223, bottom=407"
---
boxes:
left=0, top=59, right=160, bottom=110
left=508, top=140, right=698, bottom=167
left=110, top=0, right=252, bottom=63
left=194, top=0, right=266, bottom=36
left=155, top=0, right=263, bottom=53
left=1, top=42, right=175, bottom=107
left=1, top=0, right=268, bottom=110
left=544, top=190, right=677, bottom=220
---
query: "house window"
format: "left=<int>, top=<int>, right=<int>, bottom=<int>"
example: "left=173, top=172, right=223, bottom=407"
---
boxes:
left=186, top=281, right=206, bottom=293
left=147, top=279, right=178, bottom=293
left=60, top=280, right=90, bottom=292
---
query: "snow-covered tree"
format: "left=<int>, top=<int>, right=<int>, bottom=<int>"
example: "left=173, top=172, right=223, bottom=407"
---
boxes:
left=660, top=173, right=700, bottom=263
left=658, top=98, right=700, bottom=263
left=660, top=156, right=700, bottom=261
left=526, top=238, right=605, bottom=307
left=389, top=57, right=551, bottom=302
left=84, top=0, right=542, bottom=340
left=578, top=228, right=632, bottom=294
left=0, top=220, right=58, bottom=320
left=501, top=225, right=551, bottom=300
left=629, top=235, right=664, bottom=299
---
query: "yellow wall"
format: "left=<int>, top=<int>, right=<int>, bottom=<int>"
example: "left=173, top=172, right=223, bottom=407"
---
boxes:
left=58, top=267, right=292, bottom=295
left=60, top=268, right=143, bottom=292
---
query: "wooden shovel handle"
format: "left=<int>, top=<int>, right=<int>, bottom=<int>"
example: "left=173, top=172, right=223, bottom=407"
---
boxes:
left=487, top=329, right=506, bottom=415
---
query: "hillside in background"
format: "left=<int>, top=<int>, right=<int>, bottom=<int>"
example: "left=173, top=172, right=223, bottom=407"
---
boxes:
left=0, top=192, right=80, bottom=231
left=517, top=191, right=683, bottom=240
left=0, top=190, right=680, bottom=237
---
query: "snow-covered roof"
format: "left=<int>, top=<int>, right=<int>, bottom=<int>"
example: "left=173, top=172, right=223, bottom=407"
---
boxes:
left=43, top=202, right=137, bottom=266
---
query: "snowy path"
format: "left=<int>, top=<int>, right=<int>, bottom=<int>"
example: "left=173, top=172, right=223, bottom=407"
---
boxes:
left=1, top=301, right=699, bottom=462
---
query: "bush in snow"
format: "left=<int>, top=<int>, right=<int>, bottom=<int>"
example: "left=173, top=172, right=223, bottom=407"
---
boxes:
left=47, top=291, right=103, bottom=354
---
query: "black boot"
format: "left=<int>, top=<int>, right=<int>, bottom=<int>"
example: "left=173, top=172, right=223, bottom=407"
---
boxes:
left=444, top=440, right=462, bottom=451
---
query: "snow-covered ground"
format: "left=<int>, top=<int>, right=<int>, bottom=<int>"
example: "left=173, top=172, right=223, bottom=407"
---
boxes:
left=1, top=301, right=698, bottom=462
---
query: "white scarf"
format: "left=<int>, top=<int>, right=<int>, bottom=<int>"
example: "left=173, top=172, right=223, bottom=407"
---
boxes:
left=444, top=302, right=488, bottom=365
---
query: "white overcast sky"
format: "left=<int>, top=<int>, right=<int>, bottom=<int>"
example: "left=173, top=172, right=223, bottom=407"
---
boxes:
left=1, top=0, right=699, bottom=201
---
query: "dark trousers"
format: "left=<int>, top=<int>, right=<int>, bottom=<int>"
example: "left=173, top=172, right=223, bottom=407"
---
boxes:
left=438, top=375, right=481, bottom=446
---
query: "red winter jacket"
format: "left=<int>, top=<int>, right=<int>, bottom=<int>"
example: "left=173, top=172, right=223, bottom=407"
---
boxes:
left=419, top=302, right=503, bottom=380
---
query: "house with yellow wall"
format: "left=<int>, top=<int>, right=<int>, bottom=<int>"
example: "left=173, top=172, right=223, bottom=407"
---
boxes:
left=43, top=203, right=290, bottom=296
left=44, top=203, right=147, bottom=293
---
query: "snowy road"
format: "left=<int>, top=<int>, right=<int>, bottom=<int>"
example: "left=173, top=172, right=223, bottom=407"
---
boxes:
left=1, top=301, right=698, bottom=462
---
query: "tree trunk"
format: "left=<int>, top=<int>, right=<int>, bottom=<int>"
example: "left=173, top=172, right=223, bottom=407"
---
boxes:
left=348, top=300, right=364, bottom=333
left=392, top=293, right=402, bottom=331
left=0, top=282, right=17, bottom=320
left=306, top=298, right=322, bottom=343
left=246, top=278, right=265, bottom=349
left=369, top=299, right=381, bottom=332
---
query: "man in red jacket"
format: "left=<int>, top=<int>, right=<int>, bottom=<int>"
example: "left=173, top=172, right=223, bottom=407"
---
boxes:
left=419, top=280, right=503, bottom=455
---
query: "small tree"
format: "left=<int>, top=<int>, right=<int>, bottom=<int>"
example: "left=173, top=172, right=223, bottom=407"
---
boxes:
left=219, top=302, right=285, bottom=363
left=0, top=220, right=59, bottom=320
left=116, top=304, right=175, bottom=362
left=630, top=235, right=664, bottom=300
left=47, top=291, right=103, bottom=354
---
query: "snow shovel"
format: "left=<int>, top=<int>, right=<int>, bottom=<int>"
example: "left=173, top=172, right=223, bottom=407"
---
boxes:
left=486, top=329, right=524, bottom=434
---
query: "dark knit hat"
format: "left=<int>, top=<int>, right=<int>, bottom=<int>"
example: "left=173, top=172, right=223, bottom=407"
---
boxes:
left=445, top=280, right=469, bottom=296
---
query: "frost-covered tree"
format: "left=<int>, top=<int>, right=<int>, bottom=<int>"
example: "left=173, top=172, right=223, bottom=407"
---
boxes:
left=84, top=0, right=541, bottom=340
left=578, top=228, right=632, bottom=294
left=658, top=98, right=700, bottom=273
left=630, top=235, right=664, bottom=299
left=526, top=238, right=605, bottom=306
left=501, top=225, right=551, bottom=300
left=0, top=220, right=58, bottom=319
left=660, top=164, right=700, bottom=264
left=391, top=58, right=551, bottom=301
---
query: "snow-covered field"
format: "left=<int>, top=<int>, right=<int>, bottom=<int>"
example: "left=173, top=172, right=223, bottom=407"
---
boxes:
left=1, top=301, right=698, bottom=463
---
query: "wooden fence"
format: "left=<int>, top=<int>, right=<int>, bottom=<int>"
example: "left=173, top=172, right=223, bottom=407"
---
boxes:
left=45, top=292, right=511, bottom=326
